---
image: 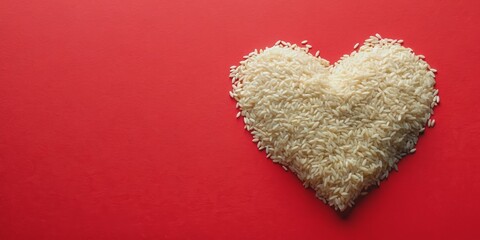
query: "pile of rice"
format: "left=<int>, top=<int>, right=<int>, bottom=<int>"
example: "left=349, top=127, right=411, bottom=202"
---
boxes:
left=229, top=34, right=439, bottom=211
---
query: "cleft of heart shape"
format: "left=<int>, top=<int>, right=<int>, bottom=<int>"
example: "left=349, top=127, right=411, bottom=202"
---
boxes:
left=229, top=36, right=437, bottom=211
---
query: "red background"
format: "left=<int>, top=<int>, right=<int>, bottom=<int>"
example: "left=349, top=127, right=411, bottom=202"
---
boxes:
left=1, top=0, right=479, bottom=239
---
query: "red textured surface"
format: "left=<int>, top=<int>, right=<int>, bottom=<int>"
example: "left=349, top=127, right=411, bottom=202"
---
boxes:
left=1, top=0, right=479, bottom=239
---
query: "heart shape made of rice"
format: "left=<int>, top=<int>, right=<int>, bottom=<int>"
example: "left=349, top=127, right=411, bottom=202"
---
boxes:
left=229, top=35, right=438, bottom=211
